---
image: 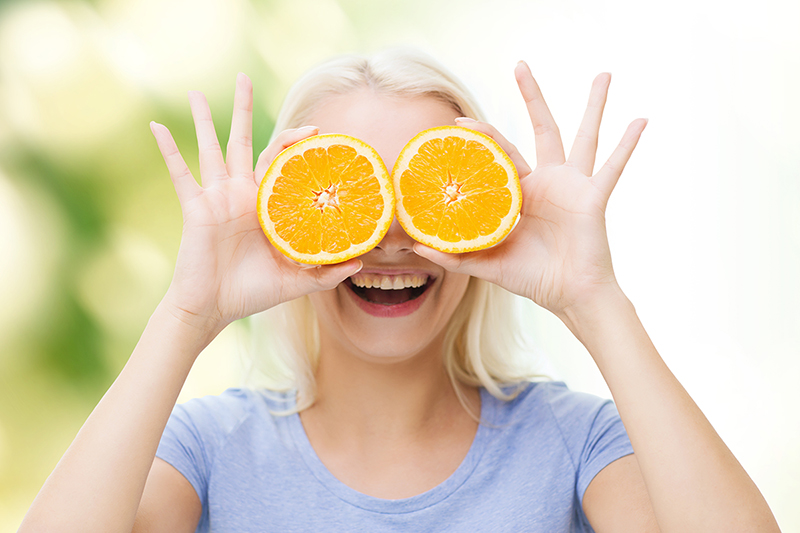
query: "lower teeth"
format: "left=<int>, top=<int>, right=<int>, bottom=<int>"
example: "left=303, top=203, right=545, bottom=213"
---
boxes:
left=352, top=283, right=428, bottom=305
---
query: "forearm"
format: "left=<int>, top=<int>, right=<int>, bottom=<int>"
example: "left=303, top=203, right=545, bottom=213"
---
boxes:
left=560, top=285, right=779, bottom=533
left=19, top=299, right=222, bottom=533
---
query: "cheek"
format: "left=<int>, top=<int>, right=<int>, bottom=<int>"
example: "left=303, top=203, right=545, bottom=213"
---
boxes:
left=441, top=274, right=472, bottom=313
left=307, top=289, right=341, bottom=332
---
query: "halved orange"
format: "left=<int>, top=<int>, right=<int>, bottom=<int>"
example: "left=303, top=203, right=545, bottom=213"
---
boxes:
left=257, top=134, right=394, bottom=264
left=392, top=126, right=521, bottom=253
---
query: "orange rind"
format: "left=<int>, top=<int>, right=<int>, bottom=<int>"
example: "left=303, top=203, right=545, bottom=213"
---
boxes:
left=257, top=134, right=394, bottom=264
left=392, top=126, right=521, bottom=253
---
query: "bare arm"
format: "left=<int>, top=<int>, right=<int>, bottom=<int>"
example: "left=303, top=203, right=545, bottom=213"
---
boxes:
left=583, top=455, right=660, bottom=533
left=566, top=286, right=779, bottom=532
left=18, top=303, right=214, bottom=532
left=132, top=458, right=202, bottom=533
left=19, top=74, right=360, bottom=533
left=415, top=62, right=780, bottom=532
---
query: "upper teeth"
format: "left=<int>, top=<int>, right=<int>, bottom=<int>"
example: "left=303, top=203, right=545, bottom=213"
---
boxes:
left=350, top=273, right=428, bottom=290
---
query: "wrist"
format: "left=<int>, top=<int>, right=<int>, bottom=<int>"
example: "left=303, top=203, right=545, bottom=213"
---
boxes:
left=156, top=292, right=227, bottom=349
left=557, top=282, right=634, bottom=345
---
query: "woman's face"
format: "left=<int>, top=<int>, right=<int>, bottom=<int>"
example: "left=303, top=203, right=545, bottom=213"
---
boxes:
left=306, top=89, right=471, bottom=365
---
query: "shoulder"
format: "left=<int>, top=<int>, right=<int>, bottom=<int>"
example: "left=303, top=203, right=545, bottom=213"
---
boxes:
left=487, top=381, right=630, bottom=468
left=167, top=388, right=294, bottom=447
left=491, top=380, right=615, bottom=426
left=157, top=388, right=295, bottom=494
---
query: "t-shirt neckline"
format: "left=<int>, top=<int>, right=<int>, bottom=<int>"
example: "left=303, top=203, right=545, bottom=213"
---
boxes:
left=287, top=387, right=494, bottom=514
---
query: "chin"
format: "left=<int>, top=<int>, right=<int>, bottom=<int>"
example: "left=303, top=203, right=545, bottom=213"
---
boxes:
left=309, top=273, right=468, bottom=366
left=343, top=330, right=443, bottom=365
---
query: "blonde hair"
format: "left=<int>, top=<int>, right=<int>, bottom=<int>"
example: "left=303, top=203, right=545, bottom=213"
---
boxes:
left=245, top=49, right=546, bottom=414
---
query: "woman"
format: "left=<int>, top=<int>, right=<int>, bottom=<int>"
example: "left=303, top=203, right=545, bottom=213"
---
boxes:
left=20, top=50, right=779, bottom=532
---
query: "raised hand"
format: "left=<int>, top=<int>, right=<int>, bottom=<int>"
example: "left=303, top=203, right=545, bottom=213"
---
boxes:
left=151, top=74, right=362, bottom=334
left=414, top=61, right=647, bottom=317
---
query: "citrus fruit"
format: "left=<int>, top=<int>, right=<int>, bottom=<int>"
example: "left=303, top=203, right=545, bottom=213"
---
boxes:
left=392, top=126, right=521, bottom=253
left=257, top=134, right=394, bottom=264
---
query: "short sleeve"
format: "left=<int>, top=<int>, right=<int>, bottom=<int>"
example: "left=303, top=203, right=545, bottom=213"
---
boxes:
left=541, top=383, right=634, bottom=505
left=574, top=399, right=633, bottom=504
left=156, top=389, right=254, bottom=508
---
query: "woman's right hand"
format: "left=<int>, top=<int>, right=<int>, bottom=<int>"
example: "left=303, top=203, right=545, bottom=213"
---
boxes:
left=151, top=73, right=362, bottom=336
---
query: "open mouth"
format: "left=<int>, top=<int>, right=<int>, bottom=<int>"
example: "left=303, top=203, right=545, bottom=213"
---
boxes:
left=344, top=273, right=433, bottom=306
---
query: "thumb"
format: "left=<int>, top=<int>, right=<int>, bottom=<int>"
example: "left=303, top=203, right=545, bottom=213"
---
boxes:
left=413, top=243, right=475, bottom=275
left=301, top=258, right=363, bottom=292
left=414, top=243, right=503, bottom=286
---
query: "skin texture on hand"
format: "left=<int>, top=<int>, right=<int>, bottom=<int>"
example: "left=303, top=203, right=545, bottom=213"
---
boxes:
left=150, top=74, right=362, bottom=335
left=417, top=62, right=779, bottom=532
left=413, top=62, right=647, bottom=317
left=20, top=64, right=780, bottom=533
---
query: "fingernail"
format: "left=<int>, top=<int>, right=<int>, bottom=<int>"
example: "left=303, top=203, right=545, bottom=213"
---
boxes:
left=297, top=125, right=318, bottom=132
left=455, top=117, right=476, bottom=123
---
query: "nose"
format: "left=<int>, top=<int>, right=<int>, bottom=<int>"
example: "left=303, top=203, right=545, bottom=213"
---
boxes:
left=374, top=217, right=416, bottom=256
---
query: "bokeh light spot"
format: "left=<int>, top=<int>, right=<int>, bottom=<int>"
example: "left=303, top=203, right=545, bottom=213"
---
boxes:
left=75, top=227, right=171, bottom=336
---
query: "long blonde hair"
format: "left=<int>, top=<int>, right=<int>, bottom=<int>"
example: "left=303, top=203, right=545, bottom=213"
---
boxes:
left=245, top=49, right=546, bottom=414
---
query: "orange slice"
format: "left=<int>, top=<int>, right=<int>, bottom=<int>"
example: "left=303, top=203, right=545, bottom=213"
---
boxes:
left=257, top=134, right=394, bottom=264
left=392, top=126, right=521, bottom=253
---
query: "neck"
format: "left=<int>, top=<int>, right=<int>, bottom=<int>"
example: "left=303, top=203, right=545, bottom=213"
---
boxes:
left=297, top=330, right=481, bottom=499
left=300, top=333, right=479, bottom=444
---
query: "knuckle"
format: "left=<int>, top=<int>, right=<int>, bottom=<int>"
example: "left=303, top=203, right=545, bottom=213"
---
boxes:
left=532, top=122, right=558, bottom=137
left=204, top=140, right=222, bottom=152
left=601, top=160, right=620, bottom=175
left=175, top=167, right=193, bottom=180
left=574, top=128, right=597, bottom=142
left=256, top=149, right=272, bottom=165
left=522, top=91, right=540, bottom=105
left=228, top=136, right=253, bottom=149
left=164, top=145, right=182, bottom=159
left=236, top=100, right=254, bottom=113
left=275, top=130, right=302, bottom=148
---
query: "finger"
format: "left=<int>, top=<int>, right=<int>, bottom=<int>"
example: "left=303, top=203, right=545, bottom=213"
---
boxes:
left=253, top=126, right=319, bottom=186
left=150, top=121, right=201, bottom=205
left=593, top=118, right=648, bottom=199
left=188, top=91, right=227, bottom=186
left=298, top=258, right=363, bottom=293
left=226, top=73, right=254, bottom=179
left=454, top=118, right=533, bottom=177
left=515, top=61, right=565, bottom=167
left=413, top=243, right=487, bottom=279
left=567, top=73, right=611, bottom=176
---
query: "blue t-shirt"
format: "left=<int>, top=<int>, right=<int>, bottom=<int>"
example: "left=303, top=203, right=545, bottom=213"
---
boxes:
left=156, top=381, right=633, bottom=532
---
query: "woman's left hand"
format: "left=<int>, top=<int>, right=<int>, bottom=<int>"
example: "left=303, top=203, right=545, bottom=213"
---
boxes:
left=414, top=61, right=647, bottom=317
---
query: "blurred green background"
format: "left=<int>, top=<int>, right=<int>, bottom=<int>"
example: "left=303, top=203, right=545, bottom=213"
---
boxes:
left=1, top=0, right=798, bottom=530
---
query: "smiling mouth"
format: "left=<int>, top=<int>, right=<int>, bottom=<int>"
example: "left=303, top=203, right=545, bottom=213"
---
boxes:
left=345, top=273, right=433, bottom=305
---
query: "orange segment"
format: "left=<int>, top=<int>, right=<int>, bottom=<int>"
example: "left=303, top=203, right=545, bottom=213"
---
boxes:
left=257, top=134, right=394, bottom=264
left=392, top=126, right=521, bottom=253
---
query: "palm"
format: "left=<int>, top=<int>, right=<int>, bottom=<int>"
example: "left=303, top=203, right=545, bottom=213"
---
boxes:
left=152, top=75, right=360, bottom=328
left=417, top=64, right=646, bottom=315
left=507, top=166, right=612, bottom=311
left=174, top=178, right=263, bottom=319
